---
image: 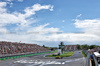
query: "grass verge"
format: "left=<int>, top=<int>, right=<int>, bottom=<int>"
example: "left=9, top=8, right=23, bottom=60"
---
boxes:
left=81, top=51, right=87, bottom=57
left=45, top=52, right=74, bottom=57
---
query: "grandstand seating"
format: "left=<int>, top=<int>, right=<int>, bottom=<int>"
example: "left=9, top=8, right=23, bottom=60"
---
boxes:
left=64, top=45, right=77, bottom=51
left=0, top=41, right=50, bottom=56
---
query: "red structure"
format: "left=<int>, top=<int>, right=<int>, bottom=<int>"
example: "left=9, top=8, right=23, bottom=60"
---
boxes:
left=0, top=41, right=50, bottom=56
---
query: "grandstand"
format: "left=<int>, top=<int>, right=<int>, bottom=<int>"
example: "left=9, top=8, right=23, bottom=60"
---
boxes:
left=0, top=41, right=50, bottom=56
left=64, top=45, right=78, bottom=51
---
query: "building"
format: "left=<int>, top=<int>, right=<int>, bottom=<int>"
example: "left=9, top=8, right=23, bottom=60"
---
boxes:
left=64, top=45, right=78, bottom=51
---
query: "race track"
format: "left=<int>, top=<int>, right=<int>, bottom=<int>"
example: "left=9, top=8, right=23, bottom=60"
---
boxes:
left=0, top=51, right=86, bottom=66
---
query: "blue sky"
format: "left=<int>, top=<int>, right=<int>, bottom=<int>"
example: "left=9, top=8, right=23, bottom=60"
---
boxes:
left=0, top=0, right=100, bottom=47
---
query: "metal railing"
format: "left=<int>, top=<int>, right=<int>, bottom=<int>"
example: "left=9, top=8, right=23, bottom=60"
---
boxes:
left=83, top=50, right=100, bottom=66
left=93, top=55, right=98, bottom=66
left=82, top=50, right=90, bottom=66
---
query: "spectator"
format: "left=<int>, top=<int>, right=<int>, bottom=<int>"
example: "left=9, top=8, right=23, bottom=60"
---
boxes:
left=0, top=41, right=50, bottom=56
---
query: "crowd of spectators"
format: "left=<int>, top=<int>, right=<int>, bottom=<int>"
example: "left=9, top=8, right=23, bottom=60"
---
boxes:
left=0, top=41, right=50, bottom=56
left=88, top=47, right=100, bottom=54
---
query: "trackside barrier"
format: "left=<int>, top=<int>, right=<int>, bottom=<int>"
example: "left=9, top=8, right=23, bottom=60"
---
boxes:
left=0, top=51, right=56, bottom=61
left=82, top=50, right=90, bottom=66
left=85, top=53, right=90, bottom=66
left=93, top=55, right=98, bottom=66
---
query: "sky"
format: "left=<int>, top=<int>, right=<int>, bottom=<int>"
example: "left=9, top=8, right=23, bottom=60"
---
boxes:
left=0, top=0, right=100, bottom=47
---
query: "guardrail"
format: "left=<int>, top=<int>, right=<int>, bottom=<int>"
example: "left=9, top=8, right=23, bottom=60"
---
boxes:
left=82, top=50, right=100, bottom=66
left=0, top=51, right=56, bottom=60
left=93, top=55, right=98, bottom=66
left=82, top=50, right=90, bottom=66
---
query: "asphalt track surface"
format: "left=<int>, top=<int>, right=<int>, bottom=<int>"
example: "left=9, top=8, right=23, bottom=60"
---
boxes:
left=0, top=51, right=86, bottom=66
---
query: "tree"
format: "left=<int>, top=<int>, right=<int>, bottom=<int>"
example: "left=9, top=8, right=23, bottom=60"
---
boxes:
left=51, top=48, right=54, bottom=51
left=81, top=44, right=89, bottom=50
left=77, top=44, right=81, bottom=50
left=60, top=42, right=64, bottom=45
left=89, top=45, right=97, bottom=49
left=45, top=47, right=50, bottom=50
left=43, top=45, right=45, bottom=48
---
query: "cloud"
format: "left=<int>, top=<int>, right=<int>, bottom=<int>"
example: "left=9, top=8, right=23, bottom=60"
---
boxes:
left=1, top=1, right=100, bottom=46
left=0, top=31, right=99, bottom=46
left=62, top=20, right=65, bottom=23
left=0, top=2, right=7, bottom=13
left=0, top=1, right=65, bottom=46
left=73, top=18, right=100, bottom=43
left=27, top=23, right=61, bottom=34
left=8, top=2, right=13, bottom=7
left=6, top=0, right=23, bottom=2
left=0, top=2, right=54, bottom=31
left=17, top=0, right=23, bottom=2
left=76, top=14, right=82, bottom=18
left=24, top=4, right=53, bottom=17
left=0, top=27, right=8, bottom=32
left=6, top=0, right=13, bottom=2
left=49, top=5, right=54, bottom=11
left=5, top=0, right=23, bottom=7
left=0, top=22, right=100, bottom=46
left=74, top=19, right=100, bottom=30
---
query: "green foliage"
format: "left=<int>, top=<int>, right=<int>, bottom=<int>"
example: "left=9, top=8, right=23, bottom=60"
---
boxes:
left=77, top=44, right=81, bottom=50
left=50, top=47, right=58, bottom=51
left=60, top=52, right=74, bottom=57
left=45, top=47, right=50, bottom=50
left=81, top=51, right=87, bottom=57
left=50, top=48, right=54, bottom=51
left=89, top=45, right=98, bottom=49
left=42, top=45, right=58, bottom=50
left=42, top=45, right=50, bottom=50
left=78, top=44, right=99, bottom=50
left=60, top=42, right=64, bottom=45
left=43, top=45, right=45, bottom=47
left=81, top=44, right=89, bottom=50
left=46, top=52, right=74, bottom=57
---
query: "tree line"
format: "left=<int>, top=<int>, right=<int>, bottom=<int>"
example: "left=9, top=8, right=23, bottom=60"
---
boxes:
left=42, top=43, right=100, bottom=51
left=42, top=45, right=58, bottom=51
left=77, top=44, right=100, bottom=50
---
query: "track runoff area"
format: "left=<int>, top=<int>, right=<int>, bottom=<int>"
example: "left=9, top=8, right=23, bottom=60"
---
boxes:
left=0, top=51, right=86, bottom=66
